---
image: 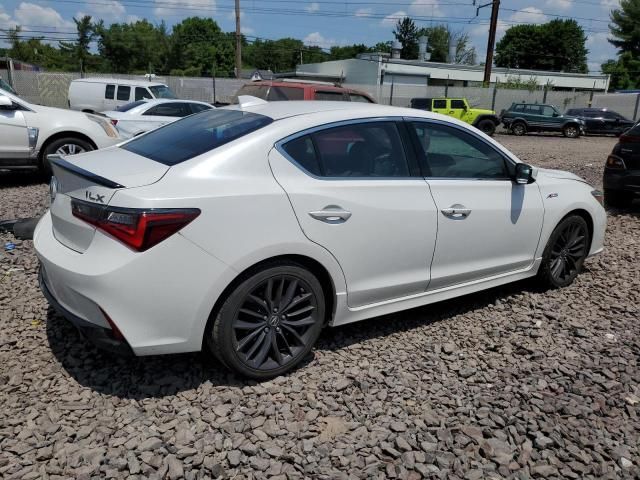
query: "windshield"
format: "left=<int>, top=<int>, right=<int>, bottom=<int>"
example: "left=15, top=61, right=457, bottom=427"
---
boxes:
left=116, top=100, right=147, bottom=112
left=0, top=78, right=16, bottom=94
left=149, top=85, right=177, bottom=99
left=122, top=109, right=273, bottom=165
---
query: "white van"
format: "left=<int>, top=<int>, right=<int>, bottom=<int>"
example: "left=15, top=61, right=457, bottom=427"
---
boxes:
left=68, top=78, right=178, bottom=112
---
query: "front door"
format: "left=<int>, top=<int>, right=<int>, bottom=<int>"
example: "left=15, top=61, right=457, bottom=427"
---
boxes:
left=269, top=119, right=438, bottom=307
left=0, top=103, right=29, bottom=162
left=408, top=120, right=544, bottom=290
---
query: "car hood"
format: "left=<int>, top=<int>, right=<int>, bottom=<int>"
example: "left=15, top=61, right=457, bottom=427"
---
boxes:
left=472, top=108, right=496, bottom=115
left=28, top=103, right=96, bottom=122
left=535, top=167, right=588, bottom=184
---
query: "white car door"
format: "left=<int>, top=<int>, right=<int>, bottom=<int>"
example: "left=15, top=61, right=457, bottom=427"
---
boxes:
left=269, top=119, right=438, bottom=308
left=0, top=99, right=29, bottom=162
left=408, top=120, right=544, bottom=290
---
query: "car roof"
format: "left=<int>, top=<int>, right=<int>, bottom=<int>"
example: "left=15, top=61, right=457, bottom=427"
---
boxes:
left=224, top=99, right=444, bottom=121
left=73, top=78, right=168, bottom=87
left=246, top=81, right=372, bottom=96
left=137, top=99, right=211, bottom=107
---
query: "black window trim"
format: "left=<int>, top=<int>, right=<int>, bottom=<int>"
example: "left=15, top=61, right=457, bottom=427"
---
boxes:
left=404, top=117, right=517, bottom=181
left=275, top=117, right=421, bottom=181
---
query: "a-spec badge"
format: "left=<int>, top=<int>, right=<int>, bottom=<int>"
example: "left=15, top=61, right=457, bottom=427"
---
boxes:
left=547, top=193, right=558, bottom=199
left=85, top=190, right=105, bottom=203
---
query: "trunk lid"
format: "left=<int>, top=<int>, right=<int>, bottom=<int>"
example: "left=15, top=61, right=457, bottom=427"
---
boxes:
left=49, top=147, right=169, bottom=253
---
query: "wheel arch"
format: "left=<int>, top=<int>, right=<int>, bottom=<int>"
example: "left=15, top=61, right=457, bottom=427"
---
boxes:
left=38, top=131, right=98, bottom=163
left=472, top=114, right=500, bottom=127
left=201, top=254, right=338, bottom=350
left=562, top=208, right=594, bottom=250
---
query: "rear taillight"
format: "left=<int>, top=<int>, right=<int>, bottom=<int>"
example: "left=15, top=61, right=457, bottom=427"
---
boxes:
left=619, top=134, right=640, bottom=144
left=606, top=154, right=626, bottom=170
left=110, top=119, right=118, bottom=126
left=71, top=199, right=200, bottom=251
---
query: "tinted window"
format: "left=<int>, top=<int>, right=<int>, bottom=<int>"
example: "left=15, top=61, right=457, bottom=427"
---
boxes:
left=433, top=99, right=447, bottom=109
left=512, top=104, right=524, bottom=112
left=451, top=99, right=466, bottom=109
left=411, top=98, right=431, bottom=109
left=267, top=86, right=304, bottom=101
left=135, top=87, right=152, bottom=101
left=122, top=110, right=273, bottom=166
left=117, top=85, right=131, bottom=101
left=149, top=85, right=177, bottom=99
left=541, top=106, right=556, bottom=116
left=190, top=103, right=212, bottom=114
left=314, top=91, right=346, bottom=101
left=411, top=122, right=508, bottom=179
left=566, top=109, right=580, bottom=116
left=350, top=93, right=373, bottom=103
left=282, top=135, right=322, bottom=176
left=627, top=122, right=640, bottom=135
left=117, top=100, right=147, bottom=112
left=603, top=111, right=619, bottom=119
left=105, top=84, right=115, bottom=99
left=525, top=105, right=542, bottom=115
left=309, top=122, right=409, bottom=177
left=144, top=102, right=192, bottom=117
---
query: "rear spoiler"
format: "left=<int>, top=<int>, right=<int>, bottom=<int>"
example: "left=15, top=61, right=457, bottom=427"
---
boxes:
left=48, top=155, right=125, bottom=189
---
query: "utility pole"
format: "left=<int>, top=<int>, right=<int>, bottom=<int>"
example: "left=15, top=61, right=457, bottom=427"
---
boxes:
left=235, top=0, right=241, bottom=79
left=476, top=0, right=500, bottom=85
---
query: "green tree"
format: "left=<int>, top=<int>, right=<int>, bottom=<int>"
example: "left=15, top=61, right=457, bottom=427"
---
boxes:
left=601, top=52, right=640, bottom=90
left=329, top=44, right=370, bottom=61
left=609, top=0, right=640, bottom=57
left=393, top=17, right=419, bottom=59
left=495, top=19, right=588, bottom=73
left=59, top=15, right=94, bottom=73
left=418, top=25, right=476, bottom=64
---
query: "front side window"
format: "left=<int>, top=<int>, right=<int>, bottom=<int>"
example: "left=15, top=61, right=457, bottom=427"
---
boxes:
left=512, top=104, right=524, bottom=112
left=122, top=109, right=273, bottom=165
left=411, top=122, right=508, bottom=179
left=451, top=99, right=466, bottom=109
left=149, top=85, right=177, bottom=99
left=117, top=85, right=131, bottom=101
left=283, top=122, right=410, bottom=178
left=314, top=91, right=346, bottom=101
left=105, top=84, right=115, bottom=99
left=190, top=103, right=212, bottom=114
left=541, top=105, right=556, bottom=116
left=135, top=87, right=152, bottom=101
left=433, top=99, right=447, bottom=109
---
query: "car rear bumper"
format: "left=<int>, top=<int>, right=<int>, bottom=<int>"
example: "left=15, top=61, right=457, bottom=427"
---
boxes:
left=34, top=211, right=234, bottom=356
left=603, top=169, right=640, bottom=193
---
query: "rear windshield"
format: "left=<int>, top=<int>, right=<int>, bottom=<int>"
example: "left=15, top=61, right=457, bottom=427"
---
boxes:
left=149, top=85, right=177, bottom=99
left=117, top=100, right=147, bottom=112
left=122, top=109, right=273, bottom=165
left=235, top=84, right=304, bottom=101
left=628, top=122, right=640, bottom=136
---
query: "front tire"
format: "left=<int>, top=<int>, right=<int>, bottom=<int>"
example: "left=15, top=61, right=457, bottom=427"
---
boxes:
left=563, top=124, right=580, bottom=138
left=476, top=119, right=497, bottom=136
left=538, top=215, right=589, bottom=288
left=511, top=122, right=527, bottom=136
left=40, top=137, right=94, bottom=174
left=206, top=262, right=325, bottom=379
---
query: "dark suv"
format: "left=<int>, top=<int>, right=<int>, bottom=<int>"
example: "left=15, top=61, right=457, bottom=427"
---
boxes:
left=501, top=103, right=585, bottom=138
left=603, top=122, right=640, bottom=207
left=566, top=108, right=635, bottom=136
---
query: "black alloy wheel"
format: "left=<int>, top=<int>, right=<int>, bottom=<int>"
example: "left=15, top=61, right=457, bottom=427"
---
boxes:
left=538, top=215, right=589, bottom=288
left=207, top=263, right=325, bottom=379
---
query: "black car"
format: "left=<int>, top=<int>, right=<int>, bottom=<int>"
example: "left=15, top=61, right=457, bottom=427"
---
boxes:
left=603, top=122, right=640, bottom=207
left=566, top=108, right=635, bottom=136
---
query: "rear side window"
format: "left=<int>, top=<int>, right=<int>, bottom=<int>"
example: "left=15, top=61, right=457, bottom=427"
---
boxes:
left=267, top=86, right=304, bottom=101
left=282, top=136, right=322, bottom=176
left=116, top=100, right=147, bottom=112
left=451, top=99, right=466, bottom=109
left=433, top=99, right=446, bottom=109
left=117, top=85, right=131, bottom=101
left=144, top=102, right=192, bottom=117
left=135, top=87, right=152, bottom=101
left=566, top=109, right=580, bottom=116
left=122, top=109, right=273, bottom=165
left=314, top=91, right=346, bottom=101
left=105, top=84, right=115, bottom=99
left=190, top=103, right=212, bottom=114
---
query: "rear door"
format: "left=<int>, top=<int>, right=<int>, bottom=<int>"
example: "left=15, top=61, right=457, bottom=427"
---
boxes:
left=269, top=119, right=438, bottom=307
left=448, top=99, right=467, bottom=121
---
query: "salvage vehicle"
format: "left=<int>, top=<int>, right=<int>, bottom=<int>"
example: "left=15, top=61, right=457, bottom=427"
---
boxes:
left=35, top=98, right=606, bottom=379
left=501, top=103, right=585, bottom=138
left=235, top=80, right=375, bottom=103
left=566, top=108, right=635, bottom=136
left=0, top=89, right=120, bottom=172
left=102, top=99, right=213, bottom=139
left=409, top=97, right=500, bottom=136
left=603, top=121, right=640, bottom=207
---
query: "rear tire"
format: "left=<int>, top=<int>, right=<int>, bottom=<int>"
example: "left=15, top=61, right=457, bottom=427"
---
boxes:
left=206, top=262, right=325, bottom=379
left=605, top=189, right=633, bottom=208
left=511, top=122, right=526, bottom=136
left=40, top=137, right=94, bottom=175
left=563, top=124, right=580, bottom=138
left=537, top=215, right=589, bottom=289
left=476, top=119, right=496, bottom=136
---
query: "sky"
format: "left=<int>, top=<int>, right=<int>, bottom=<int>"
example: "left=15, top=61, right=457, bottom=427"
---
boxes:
left=0, top=0, right=623, bottom=74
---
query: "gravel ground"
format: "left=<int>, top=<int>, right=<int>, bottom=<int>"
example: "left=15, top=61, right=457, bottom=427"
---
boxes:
left=1, top=135, right=639, bottom=479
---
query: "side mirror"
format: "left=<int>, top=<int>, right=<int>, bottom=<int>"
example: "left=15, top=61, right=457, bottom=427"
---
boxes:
left=0, top=96, right=14, bottom=109
left=552, top=112, right=559, bottom=117
left=514, top=163, right=534, bottom=185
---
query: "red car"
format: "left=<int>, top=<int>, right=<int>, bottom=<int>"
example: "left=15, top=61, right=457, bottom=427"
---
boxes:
left=235, top=80, right=375, bottom=103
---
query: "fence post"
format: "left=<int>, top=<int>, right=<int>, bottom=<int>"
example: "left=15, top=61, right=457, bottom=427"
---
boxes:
left=542, top=84, right=548, bottom=104
left=445, top=74, right=449, bottom=98
left=634, top=93, right=640, bottom=121
left=491, top=80, right=498, bottom=111
left=389, top=75, right=394, bottom=106
left=588, top=80, right=596, bottom=107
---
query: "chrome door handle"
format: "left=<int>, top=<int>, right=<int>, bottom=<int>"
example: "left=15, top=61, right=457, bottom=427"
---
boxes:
left=309, top=206, right=352, bottom=224
left=441, top=204, right=471, bottom=219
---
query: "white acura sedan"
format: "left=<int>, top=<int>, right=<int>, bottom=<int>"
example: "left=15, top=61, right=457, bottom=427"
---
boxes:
left=35, top=99, right=606, bottom=378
